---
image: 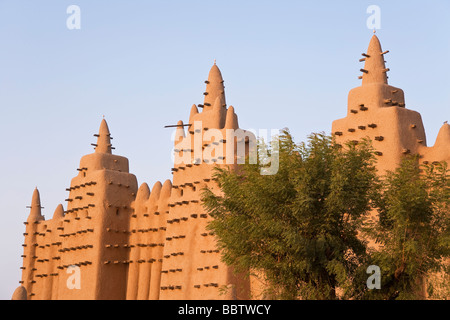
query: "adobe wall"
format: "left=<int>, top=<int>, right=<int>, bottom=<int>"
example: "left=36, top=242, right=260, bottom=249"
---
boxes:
left=13, top=39, right=448, bottom=300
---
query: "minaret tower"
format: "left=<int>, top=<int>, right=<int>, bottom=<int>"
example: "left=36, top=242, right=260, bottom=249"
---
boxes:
left=20, top=188, right=44, bottom=299
left=332, top=34, right=427, bottom=174
left=56, top=119, right=138, bottom=299
left=159, top=63, right=252, bottom=300
left=18, top=189, right=66, bottom=300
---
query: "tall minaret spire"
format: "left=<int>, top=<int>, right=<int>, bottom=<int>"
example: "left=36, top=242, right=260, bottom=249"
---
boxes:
left=203, top=63, right=226, bottom=111
left=361, top=35, right=389, bottom=85
left=94, top=119, right=113, bottom=154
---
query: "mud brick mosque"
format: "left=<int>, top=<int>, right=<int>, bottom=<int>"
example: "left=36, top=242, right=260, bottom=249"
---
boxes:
left=11, top=35, right=449, bottom=300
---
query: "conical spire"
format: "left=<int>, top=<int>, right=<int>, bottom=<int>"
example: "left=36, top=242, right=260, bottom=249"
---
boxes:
left=27, top=188, right=44, bottom=222
left=212, top=95, right=225, bottom=110
left=11, top=285, right=27, bottom=300
left=203, top=63, right=226, bottom=111
left=434, top=122, right=450, bottom=148
left=52, top=204, right=64, bottom=220
left=160, top=179, right=172, bottom=199
left=94, top=119, right=112, bottom=154
left=361, top=35, right=389, bottom=85
left=174, top=120, right=186, bottom=142
left=225, top=106, right=239, bottom=129
left=133, top=183, right=150, bottom=214
left=136, top=183, right=151, bottom=202
left=189, top=104, right=199, bottom=124
left=148, top=182, right=162, bottom=210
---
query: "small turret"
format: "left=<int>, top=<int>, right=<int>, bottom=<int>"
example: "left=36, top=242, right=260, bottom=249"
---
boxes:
left=174, top=120, right=186, bottom=142
left=361, top=35, right=389, bottom=85
left=225, top=106, right=239, bottom=129
left=94, top=119, right=113, bottom=154
left=160, top=179, right=172, bottom=200
left=149, top=181, right=162, bottom=204
left=136, top=183, right=151, bottom=202
left=189, top=104, right=199, bottom=124
left=434, top=122, right=450, bottom=148
left=27, top=188, right=44, bottom=222
left=11, top=285, right=27, bottom=300
left=52, top=204, right=64, bottom=220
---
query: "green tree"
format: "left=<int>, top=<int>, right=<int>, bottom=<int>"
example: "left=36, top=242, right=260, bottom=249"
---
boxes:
left=364, top=157, right=449, bottom=300
left=202, top=130, right=378, bottom=299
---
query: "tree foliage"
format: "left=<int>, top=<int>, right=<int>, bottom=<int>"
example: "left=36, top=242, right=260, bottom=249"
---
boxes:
left=202, top=130, right=378, bottom=299
left=202, top=130, right=449, bottom=300
left=363, top=157, right=450, bottom=300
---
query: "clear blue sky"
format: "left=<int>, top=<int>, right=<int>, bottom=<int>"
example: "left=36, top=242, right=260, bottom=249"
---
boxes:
left=0, top=0, right=449, bottom=299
